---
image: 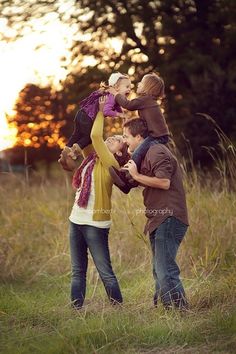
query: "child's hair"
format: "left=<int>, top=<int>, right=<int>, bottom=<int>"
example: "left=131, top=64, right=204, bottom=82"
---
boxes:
left=139, top=72, right=165, bottom=99
left=100, top=72, right=129, bottom=90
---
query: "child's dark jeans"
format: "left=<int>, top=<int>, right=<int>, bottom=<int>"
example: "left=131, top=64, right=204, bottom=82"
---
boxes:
left=132, top=135, right=169, bottom=171
left=67, top=110, right=93, bottom=149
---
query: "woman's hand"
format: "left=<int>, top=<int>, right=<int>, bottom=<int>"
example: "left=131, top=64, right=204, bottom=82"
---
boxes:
left=99, top=96, right=107, bottom=111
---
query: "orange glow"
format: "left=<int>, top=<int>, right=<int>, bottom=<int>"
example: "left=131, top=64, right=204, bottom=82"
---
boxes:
left=0, top=16, right=126, bottom=151
left=24, top=139, right=31, bottom=146
left=0, top=19, right=73, bottom=151
left=0, top=117, right=17, bottom=151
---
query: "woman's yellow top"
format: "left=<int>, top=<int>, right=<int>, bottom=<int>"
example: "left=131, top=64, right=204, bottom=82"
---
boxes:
left=81, top=112, right=119, bottom=221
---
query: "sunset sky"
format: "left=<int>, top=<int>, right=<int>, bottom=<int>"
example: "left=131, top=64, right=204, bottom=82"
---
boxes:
left=0, top=14, right=125, bottom=152
left=0, top=17, right=76, bottom=151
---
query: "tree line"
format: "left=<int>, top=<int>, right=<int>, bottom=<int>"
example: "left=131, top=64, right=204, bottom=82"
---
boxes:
left=2, top=0, right=235, bottom=167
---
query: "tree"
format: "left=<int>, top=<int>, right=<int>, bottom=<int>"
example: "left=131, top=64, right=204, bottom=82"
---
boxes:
left=160, top=0, right=236, bottom=162
left=7, top=84, right=67, bottom=168
left=1, top=0, right=236, bottom=164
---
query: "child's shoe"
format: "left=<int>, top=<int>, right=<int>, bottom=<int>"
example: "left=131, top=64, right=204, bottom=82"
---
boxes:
left=58, top=146, right=70, bottom=165
left=58, top=147, right=77, bottom=171
left=69, top=143, right=82, bottom=160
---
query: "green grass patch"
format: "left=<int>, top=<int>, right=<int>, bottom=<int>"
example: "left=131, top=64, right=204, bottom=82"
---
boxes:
left=1, top=273, right=236, bottom=354
left=0, top=171, right=236, bottom=353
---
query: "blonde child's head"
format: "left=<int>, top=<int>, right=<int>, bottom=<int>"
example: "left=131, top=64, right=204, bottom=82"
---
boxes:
left=101, top=72, right=131, bottom=96
left=137, top=73, right=165, bottom=100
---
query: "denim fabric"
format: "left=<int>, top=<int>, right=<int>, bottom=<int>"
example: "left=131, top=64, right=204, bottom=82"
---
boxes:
left=69, top=222, right=123, bottom=309
left=149, top=216, right=188, bottom=309
left=132, top=135, right=169, bottom=171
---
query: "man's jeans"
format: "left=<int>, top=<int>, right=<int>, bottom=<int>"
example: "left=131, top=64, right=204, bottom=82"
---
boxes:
left=69, top=222, right=123, bottom=309
left=149, top=217, right=188, bottom=309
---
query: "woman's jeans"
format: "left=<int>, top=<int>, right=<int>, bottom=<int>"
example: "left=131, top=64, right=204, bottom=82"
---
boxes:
left=149, top=217, right=188, bottom=309
left=69, top=222, right=123, bottom=308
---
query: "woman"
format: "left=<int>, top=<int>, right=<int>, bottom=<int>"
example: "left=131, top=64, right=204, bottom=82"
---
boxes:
left=67, top=98, right=129, bottom=309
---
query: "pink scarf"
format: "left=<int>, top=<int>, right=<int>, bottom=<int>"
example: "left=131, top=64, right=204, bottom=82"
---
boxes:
left=72, top=152, right=97, bottom=208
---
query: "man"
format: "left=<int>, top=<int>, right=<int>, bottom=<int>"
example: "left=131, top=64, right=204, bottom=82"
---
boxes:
left=121, top=118, right=189, bottom=310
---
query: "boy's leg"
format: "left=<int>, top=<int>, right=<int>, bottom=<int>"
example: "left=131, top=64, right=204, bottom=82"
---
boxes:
left=114, top=136, right=158, bottom=188
left=156, top=135, right=169, bottom=144
left=109, top=135, right=169, bottom=193
left=132, top=136, right=156, bottom=171
left=132, top=135, right=169, bottom=170
left=109, top=166, right=133, bottom=194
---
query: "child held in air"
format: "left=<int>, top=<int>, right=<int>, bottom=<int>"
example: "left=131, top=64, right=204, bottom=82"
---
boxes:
left=59, top=73, right=131, bottom=171
left=108, top=72, right=170, bottom=193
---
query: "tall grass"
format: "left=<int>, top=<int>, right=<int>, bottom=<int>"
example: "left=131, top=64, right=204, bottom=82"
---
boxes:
left=197, top=113, right=236, bottom=191
left=0, top=127, right=236, bottom=353
left=0, top=167, right=235, bottom=282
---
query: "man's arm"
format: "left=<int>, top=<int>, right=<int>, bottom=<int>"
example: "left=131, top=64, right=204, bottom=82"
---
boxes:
left=134, top=173, right=170, bottom=190
left=123, top=160, right=170, bottom=189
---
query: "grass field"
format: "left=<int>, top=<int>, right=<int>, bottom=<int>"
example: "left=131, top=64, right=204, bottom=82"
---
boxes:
left=0, top=167, right=236, bottom=354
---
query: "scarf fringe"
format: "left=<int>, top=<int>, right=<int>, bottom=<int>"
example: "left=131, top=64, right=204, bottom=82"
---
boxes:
left=72, top=152, right=97, bottom=208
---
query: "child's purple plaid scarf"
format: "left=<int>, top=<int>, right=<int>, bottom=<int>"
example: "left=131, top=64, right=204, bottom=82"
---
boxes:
left=72, top=152, right=97, bottom=208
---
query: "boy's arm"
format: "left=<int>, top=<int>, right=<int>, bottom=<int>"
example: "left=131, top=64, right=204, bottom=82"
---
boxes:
left=91, top=111, right=119, bottom=169
left=103, top=94, right=122, bottom=117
